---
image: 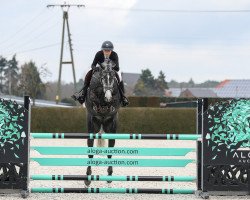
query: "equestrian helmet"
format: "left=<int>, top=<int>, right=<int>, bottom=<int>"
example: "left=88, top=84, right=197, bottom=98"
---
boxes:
left=101, top=41, right=114, bottom=51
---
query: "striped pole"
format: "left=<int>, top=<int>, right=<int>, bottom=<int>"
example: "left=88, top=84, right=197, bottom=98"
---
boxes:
left=31, top=133, right=200, bottom=140
left=31, top=187, right=195, bottom=194
left=31, top=175, right=196, bottom=182
left=31, top=146, right=195, bottom=156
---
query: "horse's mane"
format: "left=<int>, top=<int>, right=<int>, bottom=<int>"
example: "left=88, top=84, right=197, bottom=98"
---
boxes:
left=89, top=71, right=102, bottom=89
left=87, top=66, right=120, bottom=107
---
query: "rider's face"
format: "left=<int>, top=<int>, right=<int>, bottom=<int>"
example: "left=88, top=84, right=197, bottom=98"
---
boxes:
left=103, top=50, right=112, bottom=57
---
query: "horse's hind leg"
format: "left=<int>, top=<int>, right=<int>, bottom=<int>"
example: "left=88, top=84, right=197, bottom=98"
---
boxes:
left=84, top=139, right=94, bottom=186
left=87, top=138, right=94, bottom=171
left=104, top=116, right=117, bottom=183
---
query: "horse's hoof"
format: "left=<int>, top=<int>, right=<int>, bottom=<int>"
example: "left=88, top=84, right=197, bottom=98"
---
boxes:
left=84, top=180, right=91, bottom=187
left=107, top=167, right=113, bottom=175
left=86, top=167, right=92, bottom=175
left=87, top=170, right=92, bottom=175
left=107, top=180, right=112, bottom=184
left=85, top=167, right=92, bottom=186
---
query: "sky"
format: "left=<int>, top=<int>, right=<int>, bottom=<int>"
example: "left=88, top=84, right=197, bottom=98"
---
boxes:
left=1, top=0, right=250, bottom=84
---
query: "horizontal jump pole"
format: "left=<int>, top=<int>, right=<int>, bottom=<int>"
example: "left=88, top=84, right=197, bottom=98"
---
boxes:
left=31, top=158, right=195, bottom=167
left=31, top=133, right=200, bottom=140
left=31, top=174, right=196, bottom=182
left=31, top=187, right=195, bottom=194
left=31, top=147, right=195, bottom=156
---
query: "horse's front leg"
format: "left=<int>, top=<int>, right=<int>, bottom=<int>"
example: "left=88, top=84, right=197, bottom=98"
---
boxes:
left=85, top=114, right=94, bottom=186
left=86, top=138, right=94, bottom=172
left=107, top=139, right=115, bottom=180
left=104, top=115, right=117, bottom=183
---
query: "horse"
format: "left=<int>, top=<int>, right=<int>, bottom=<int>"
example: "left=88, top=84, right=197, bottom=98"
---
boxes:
left=84, top=60, right=121, bottom=186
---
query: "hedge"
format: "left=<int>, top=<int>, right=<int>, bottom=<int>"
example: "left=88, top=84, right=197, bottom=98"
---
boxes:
left=31, top=107, right=196, bottom=134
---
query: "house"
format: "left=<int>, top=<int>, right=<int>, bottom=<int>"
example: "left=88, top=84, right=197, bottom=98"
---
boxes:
left=213, top=79, right=250, bottom=98
left=179, top=88, right=217, bottom=98
left=165, top=88, right=187, bottom=97
left=121, top=72, right=140, bottom=95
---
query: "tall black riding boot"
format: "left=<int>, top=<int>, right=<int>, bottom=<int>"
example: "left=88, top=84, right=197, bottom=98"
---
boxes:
left=71, top=83, right=88, bottom=104
left=118, top=81, right=129, bottom=107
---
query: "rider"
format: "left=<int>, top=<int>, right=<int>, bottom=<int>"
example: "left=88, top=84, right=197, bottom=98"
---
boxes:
left=72, top=41, right=129, bottom=106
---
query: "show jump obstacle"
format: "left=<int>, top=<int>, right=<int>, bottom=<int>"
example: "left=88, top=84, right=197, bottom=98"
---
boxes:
left=0, top=96, right=249, bottom=198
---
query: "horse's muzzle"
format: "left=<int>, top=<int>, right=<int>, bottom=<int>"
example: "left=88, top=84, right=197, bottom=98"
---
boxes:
left=104, top=90, right=112, bottom=102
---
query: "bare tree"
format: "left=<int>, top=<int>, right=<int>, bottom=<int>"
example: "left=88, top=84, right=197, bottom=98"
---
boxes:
left=19, top=61, right=46, bottom=105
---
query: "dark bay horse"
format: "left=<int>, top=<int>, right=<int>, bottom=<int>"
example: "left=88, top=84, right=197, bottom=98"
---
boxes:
left=84, top=60, right=121, bottom=186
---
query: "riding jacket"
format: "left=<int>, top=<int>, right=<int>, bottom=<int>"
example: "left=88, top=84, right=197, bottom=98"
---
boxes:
left=91, top=51, right=119, bottom=71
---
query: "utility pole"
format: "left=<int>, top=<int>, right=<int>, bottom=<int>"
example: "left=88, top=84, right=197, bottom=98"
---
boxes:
left=47, top=3, right=85, bottom=103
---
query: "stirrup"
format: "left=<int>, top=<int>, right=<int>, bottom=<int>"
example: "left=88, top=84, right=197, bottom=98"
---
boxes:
left=78, top=96, right=86, bottom=104
left=121, top=97, right=129, bottom=107
left=71, top=92, right=85, bottom=104
left=71, top=94, right=77, bottom=101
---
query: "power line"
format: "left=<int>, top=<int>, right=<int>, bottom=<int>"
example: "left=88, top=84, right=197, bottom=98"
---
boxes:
left=87, top=7, right=250, bottom=13
left=2, top=11, right=56, bottom=51
left=5, top=19, right=61, bottom=53
left=47, top=4, right=85, bottom=9
left=4, top=42, right=64, bottom=56
left=0, top=8, right=47, bottom=46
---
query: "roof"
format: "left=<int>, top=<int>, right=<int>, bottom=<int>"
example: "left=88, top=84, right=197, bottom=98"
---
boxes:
left=213, top=79, right=250, bottom=98
left=181, top=88, right=217, bottom=98
left=121, top=72, right=140, bottom=88
left=215, top=80, right=230, bottom=88
left=165, top=88, right=187, bottom=97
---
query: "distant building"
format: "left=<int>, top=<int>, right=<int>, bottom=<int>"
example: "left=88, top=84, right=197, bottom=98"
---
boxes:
left=121, top=72, right=140, bottom=95
left=179, top=88, right=217, bottom=98
left=165, top=88, right=187, bottom=97
left=121, top=74, right=250, bottom=98
left=165, top=88, right=217, bottom=98
left=170, top=79, right=250, bottom=98
left=213, top=79, right=250, bottom=98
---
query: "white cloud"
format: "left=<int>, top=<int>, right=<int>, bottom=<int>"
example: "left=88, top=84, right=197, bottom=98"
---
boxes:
left=15, top=40, right=250, bottom=84
left=70, top=0, right=137, bottom=27
left=2, top=0, right=250, bottom=85
left=201, top=0, right=250, bottom=9
left=143, top=0, right=250, bottom=9
left=115, top=41, right=250, bottom=83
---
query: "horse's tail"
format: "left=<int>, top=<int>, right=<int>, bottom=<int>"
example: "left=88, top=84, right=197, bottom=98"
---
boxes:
left=96, top=126, right=105, bottom=147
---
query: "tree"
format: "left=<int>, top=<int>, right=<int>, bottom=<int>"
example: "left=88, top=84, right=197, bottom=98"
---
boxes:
left=168, top=80, right=180, bottom=88
left=153, top=71, right=168, bottom=96
left=134, top=69, right=155, bottom=96
left=4, top=55, right=19, bottom=95
left=0, top=56, right=7, bottom=93
left=133, top=79, right=146, bottom=96
left=188, top=78, right=195, bottom=87
left=156, top=70, right=168, bottom=89
left=196, top=80, right=220, bottom=88
left=19, top=61, right=46, bottom=105
left=140, top=69, right=155, bottom=88
left=134, top=69, right=168, bottom=96
left=76, top=78, right=84, bottom=91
